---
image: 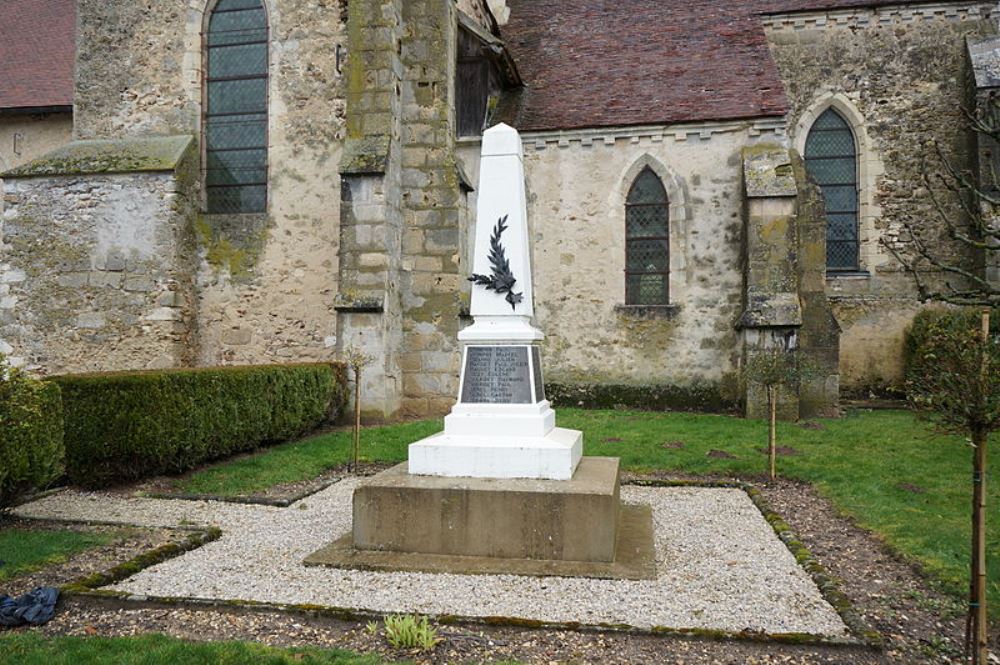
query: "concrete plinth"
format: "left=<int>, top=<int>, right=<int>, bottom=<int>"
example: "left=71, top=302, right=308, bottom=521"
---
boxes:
left=305, top=504, right=655, bottom=580
left=351, top=457, right=620, bottom=563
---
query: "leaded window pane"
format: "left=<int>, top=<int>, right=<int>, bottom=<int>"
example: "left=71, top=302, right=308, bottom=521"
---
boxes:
left=810, top=108, right=850, bottom=131
left=206, top=149, right=267, bottom=186
left=206, top=114, right=266, bottom=151
left=627, top=239, right=669, bottom=272
left=627, top=168, right=668, bottom=205
left=208, top=3, right=266, bottom=47
left=821, top=185, right=858, bottom=213
left=214, top=0, right=264, bottom=11
left=206, top=0, right=267, bottom=214
left=804, top=157, right=856, bottom=185
left=626, top=274, right=668, bottom=307
left=804, top=109, right=859, bottom=271
left=208, top=79, right=267, bottom=115
left=625, top=167, right=669, bottom=305
left=208, top=43, right=267, bottom=78
left=626, top=204, right=668, bottom=237
left=207, top=185, right=267, bottom=215
left=804, top=130, right=855, bottom=158
left=827, top=241, right=859, bottom=270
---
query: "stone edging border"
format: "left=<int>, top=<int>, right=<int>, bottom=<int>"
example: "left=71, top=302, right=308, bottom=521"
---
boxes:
left=59, top=526, right=222, bottom=595
left=47, top=479, right=881, bottom=651
left=628, top=478, right=883, bottom=649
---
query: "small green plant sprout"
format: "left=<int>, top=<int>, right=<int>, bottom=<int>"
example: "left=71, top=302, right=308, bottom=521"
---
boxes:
left=742, top=346, right=809, bottom=481
left=341, top=345, right=375, bottom=472
left=365, top=620, right=379, bottom=635
left=382, top=614, right=443, bottom=651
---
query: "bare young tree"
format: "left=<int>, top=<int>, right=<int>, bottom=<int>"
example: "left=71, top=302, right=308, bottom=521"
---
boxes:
left=743, top=348, right=805, bottom=481
left=907, top=310, right=998, bottom=665
left=882, top=100, right=1000, bottom=308
left=342, top=346, right=374, bottom=472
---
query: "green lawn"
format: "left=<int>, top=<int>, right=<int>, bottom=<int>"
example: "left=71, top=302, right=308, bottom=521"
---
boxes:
left=0, top=527, right=115, bottom=582
left=0, top=633, right=395, bottom=665
left=173, top=408, right=998, bottom=606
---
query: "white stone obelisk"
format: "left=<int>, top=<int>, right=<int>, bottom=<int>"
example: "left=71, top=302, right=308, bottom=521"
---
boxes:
left=407, top=124, right=583, bottom=480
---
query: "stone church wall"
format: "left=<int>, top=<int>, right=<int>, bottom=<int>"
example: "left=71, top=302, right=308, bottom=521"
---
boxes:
left=0, top=112, right=73, bottom=177
left=74, top=0, right=348, bottom=369
left=0, top=138, right=200, bottom=372
left=766, top=2, right=996, bottom=394
left=458, top=120, right=786, bottom=407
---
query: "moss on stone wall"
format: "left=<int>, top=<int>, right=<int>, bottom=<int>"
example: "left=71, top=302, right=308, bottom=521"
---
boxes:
left=195, top=214, right=269, bottom=279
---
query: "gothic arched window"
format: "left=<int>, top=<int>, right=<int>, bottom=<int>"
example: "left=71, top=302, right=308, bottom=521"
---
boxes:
left=625, top=167, right=670, bottom=305
left=205, top=0, right=268, bottom=214
left=805, top=108, right=859, bottom=271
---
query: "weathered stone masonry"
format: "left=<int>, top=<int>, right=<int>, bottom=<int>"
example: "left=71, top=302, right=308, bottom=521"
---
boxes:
left=0, top=137, right=199, bottom=371
left=766, top=1, right=996, bottom=393
left=74, top=0, right=347, bottom=372
left=338, top=0, right=480, bottom=420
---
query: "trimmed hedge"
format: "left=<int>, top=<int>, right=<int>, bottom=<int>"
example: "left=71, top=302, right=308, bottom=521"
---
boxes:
left=52, top=363, right=347, bottom=488
left=546, top=381, right=739, bottom=413
left=0, top=362, right=65, bottom=508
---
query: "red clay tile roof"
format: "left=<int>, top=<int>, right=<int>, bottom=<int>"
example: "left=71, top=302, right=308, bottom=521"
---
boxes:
left=500, top=0, right=975, bottom=131
left=0, top=0, right=75, bottom=110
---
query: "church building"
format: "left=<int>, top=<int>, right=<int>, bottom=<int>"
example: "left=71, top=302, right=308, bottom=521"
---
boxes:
left=1, top=0, right=998, bottom=420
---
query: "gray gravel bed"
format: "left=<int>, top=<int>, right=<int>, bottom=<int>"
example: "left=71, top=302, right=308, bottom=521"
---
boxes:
left=14, top=481, right=848, bottom=637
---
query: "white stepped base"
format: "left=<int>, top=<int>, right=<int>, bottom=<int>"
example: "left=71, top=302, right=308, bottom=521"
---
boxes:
left=444, top=401, right=556, bottom=438
left=408, top=427, right=583, bottom=480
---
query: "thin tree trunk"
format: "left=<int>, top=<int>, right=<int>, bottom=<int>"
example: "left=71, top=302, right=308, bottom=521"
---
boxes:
left=971, top=426, right=988, bottom=665
left=353, top=367, right=361, bottom=472
left=969, top=310, right=990, bottom=665
left=769, top=385, right=777, bottom=481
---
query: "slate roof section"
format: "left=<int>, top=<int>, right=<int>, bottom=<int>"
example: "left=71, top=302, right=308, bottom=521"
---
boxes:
left=0, top=0, right=76, bottom=111
left=500, top=0, right=983, bottom=131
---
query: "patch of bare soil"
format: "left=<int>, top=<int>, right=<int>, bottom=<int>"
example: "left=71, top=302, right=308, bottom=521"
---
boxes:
left=7, top=476, right=996, bottom=664
left=706, top=449, right=737, bottom=459
left=759, top=479, right=994, bottom=665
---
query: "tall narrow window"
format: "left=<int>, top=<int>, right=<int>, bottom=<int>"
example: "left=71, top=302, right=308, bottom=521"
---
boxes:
left=205, top=0, right=268, bottom=214
left=625, top=167, right=670, bottom=305
left=805, top=108, right=859, bottom=271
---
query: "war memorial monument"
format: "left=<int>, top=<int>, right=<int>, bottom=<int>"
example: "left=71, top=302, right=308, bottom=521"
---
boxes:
left=307, top=125, right=654, bottom=579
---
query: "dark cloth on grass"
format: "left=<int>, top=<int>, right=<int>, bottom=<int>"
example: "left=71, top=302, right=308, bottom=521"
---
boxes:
left=0, top=587, right=59, bottom=627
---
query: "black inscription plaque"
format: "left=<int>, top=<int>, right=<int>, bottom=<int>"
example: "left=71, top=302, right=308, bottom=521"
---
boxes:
left=460, top=346, right=533, bottom=404
left=531, top=346, right=545, bottom=402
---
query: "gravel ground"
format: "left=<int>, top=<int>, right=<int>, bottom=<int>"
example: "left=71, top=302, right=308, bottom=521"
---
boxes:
left=13, top=481, right=848, bottom=638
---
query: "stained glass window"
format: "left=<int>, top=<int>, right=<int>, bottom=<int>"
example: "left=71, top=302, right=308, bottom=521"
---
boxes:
left=805, top=108, right=859, bottom=271
left=625, top=168, right=669, bottom=305
left=205, top=0, right=268, bottom=214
